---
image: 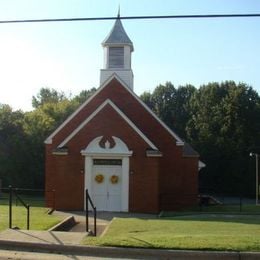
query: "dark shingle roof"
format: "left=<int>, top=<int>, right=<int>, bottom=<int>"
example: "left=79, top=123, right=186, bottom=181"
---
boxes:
left=182, top=142, right=199, bottom=157
left=102, top=18, right=133, bottom=51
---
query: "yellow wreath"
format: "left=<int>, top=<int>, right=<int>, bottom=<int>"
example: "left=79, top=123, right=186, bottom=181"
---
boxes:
left=110, top=175, right=119, bottom=184
left=95, top=174, right=104, bottom=183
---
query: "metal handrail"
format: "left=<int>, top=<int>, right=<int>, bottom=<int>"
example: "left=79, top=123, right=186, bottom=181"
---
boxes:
left=85, top=189, right=97, bottom=236
left=9, top=186, right=30, bottom=230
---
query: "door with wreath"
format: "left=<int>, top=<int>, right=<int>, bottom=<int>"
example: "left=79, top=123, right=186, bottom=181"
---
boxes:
left=91, top=159, right=122, bottom=211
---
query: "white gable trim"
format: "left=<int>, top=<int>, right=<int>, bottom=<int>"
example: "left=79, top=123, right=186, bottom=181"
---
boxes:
left=199, top=160, right=206, bottom=170
left=105, top=75, right=184, bottom=145
left=45, top=74, right=184, bottom=146
left=58, top=99, right=158, bottom=150
left=44, top=74, right=120, bottom=144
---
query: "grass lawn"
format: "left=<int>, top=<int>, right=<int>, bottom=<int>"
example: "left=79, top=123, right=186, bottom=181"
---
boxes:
left=161, top=204, right=260, bottom=217
left=0, top=198, right=62, bottom=231
left=84, top=214, right=260, bottom=251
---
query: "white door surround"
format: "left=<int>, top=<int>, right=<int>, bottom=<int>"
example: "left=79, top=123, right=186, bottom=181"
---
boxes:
left=81, top=136, right=132, bottom=212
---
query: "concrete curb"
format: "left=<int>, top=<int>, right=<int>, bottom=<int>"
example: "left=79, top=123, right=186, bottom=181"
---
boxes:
left=0, top=239, right=259, bottom=259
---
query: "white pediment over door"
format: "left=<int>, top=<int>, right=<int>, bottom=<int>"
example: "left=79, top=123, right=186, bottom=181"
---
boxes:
left=81, top=136, right=133, bottom=157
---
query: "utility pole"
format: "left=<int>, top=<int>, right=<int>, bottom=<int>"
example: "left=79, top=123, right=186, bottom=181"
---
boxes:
left=250, top=153, right=259, bottom=205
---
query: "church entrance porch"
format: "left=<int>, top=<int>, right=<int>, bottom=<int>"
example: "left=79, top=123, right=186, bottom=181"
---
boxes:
left=82, top=136, right=132, bottom=212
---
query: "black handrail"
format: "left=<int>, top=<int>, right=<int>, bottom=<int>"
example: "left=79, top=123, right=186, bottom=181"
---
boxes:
left=9, top=186, right=30, bottom=230
left=85, top=189, right=97, bottom=236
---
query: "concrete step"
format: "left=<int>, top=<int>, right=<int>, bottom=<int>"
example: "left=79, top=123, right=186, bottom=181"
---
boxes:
left=68, top=221, right=108, bottom=236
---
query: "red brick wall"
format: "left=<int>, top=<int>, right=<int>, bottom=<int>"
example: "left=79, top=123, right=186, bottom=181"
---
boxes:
left=45, top=78, right=198, bottom=212
left=159, top=156, right=198, bottom=210
left=129, top=156, right=160, bottom=213
left=46, top=105, right=161, bottom=212
left=45, top=148, right=85, bottom=210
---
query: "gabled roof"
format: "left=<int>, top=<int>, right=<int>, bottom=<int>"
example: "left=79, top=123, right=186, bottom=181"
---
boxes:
left=45, top=74, right=184, bottom=146
left=57, top=99, right=158, bottom=151
left=182, top=142, right=199, bottom=157
left=102, top=17, right=134, bottom=51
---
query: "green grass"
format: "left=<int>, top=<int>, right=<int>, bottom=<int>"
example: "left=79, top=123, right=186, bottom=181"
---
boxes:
left=0, top=198, right=62, bottom=230
left=161, top=204, right=260, bottom=217
left=84, top=214, right=260, bottom=251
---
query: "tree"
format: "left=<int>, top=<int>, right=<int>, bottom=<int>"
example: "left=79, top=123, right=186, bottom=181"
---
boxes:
left=0, top=87, right=97, bottom=189
left=151, top=82, right=177, bottom=129
left=139, top=91, right=154, bottom=110
left=72, top=88, right=97, bottom=105
left=1, top=81, right=259, bottom=197
left=170, top=84, right=196, bottom=138
left=22, top=87, right=97, bottom=188
left=140, top=82, right=196, bottom=138
left=0, top=104, right=29, bottom=187
left=186, top=81, right=260, bottom=195
left=32, top=88, right=67, bottom=108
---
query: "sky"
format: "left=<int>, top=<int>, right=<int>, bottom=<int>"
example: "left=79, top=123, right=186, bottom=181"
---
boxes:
left=0, top=0, right=260, bottom=111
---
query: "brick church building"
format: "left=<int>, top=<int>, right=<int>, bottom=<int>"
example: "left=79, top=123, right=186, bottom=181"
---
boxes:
left=45, top=16, right=203, bottom=213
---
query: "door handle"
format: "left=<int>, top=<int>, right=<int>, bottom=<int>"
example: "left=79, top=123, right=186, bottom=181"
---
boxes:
left=107, top=191, right=109, bottom=199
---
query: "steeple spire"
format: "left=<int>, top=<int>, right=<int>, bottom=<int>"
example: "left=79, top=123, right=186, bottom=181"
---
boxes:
left=100, top=12, right=134, bottom=90
left=102, top=16, right=133, bottom=51
left=117, top=5, right=120, bottom=18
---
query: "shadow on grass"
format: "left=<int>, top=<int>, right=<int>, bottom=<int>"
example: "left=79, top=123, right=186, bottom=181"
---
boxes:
left=129, top=236, right=156, bottom=248
left=58, top=211, right=158, bottom=222
left=64, top=211, right=260, bottom=226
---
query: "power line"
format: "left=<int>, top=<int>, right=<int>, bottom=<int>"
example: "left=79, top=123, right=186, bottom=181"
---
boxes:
left=0, top=13, right=260, bottom=24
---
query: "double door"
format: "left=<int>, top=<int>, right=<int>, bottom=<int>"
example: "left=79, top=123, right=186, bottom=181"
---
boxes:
left=91, top=164, right=122, bottom=211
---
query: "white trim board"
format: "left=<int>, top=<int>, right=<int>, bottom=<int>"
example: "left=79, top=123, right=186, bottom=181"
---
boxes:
left=58, top=99, right=159, bottom=151
left=45, top=74, right=184, bottom=146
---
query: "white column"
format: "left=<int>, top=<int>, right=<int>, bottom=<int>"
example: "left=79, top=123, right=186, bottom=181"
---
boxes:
left=84, top=156, right=93, bottom=210
left=121, top=157, right=129, bottom=212
left=103, top=47, right=109, bottom=69
left=124, top=46, right=131, bottom=69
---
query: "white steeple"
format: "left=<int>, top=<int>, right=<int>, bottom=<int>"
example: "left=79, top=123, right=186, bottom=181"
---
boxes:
left=100, top=14, right=134, bottom=90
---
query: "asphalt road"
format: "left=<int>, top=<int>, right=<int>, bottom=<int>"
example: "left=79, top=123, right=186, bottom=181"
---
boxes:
left=0, top=249, right=136, bottom=260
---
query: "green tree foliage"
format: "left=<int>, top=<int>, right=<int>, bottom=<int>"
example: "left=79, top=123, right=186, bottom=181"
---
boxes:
left=32, top=88, right=66, bottom=108
left=140, top=82, right=196, bottom=138
left=186, top=81, right=260, bottom=195
left=141, top=81, right=260, bottom=196
left=0, top=81, right=259, bottom=196
left=27, top=87, right=97, bottom=137
left=0, top=87, right=96, bottom=189
left=73, top=88, right=97, bottom=105
left=0, top=104, right=30, bottom=187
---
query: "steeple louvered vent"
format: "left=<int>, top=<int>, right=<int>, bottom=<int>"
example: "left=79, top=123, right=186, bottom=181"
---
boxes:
left=109, top=47, right=124, bottom=68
